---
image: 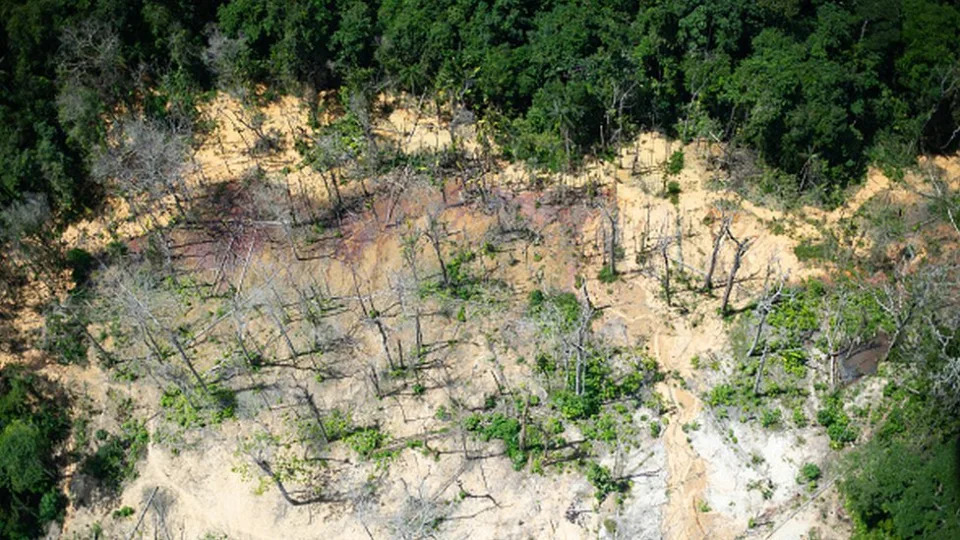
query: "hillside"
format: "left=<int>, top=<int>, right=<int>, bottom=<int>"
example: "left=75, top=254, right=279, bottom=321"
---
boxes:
left=1, top=2, right=960, bottom=539
left=0, top=92, right=955, bottom=538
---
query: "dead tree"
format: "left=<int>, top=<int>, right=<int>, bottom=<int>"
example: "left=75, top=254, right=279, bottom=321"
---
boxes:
left=753, top=345, right=771, bottom=397
left=703, top=214, right=732, bottom=292
left=918, top=161, right=960, bottom=240
left=658, top=233, right=673, bottom=306
left=401, top=230, right=423, bottom=285
left=929, top=307, right=960, bottom=412
left=573, top=286, right=594, bottom=397
left=751, top=270, right=788, bottom=395
left=265, top=285, right=300, bottom=361
left=106, top=267, right=209, bottom=394
left=93, top=116, right=192, bottom=219
left=599, top=201, right=620, bottom=277
left=674, top=212, right=685, bottom=270
left=424, top=211, right=450, bottom=288
left=873, top=261, right=945, bottom=358
left=821, top=289, right=852, bottom=390
left=748, top=269, right=788, bottom=359
left=721, top=231, right=753, bottom=315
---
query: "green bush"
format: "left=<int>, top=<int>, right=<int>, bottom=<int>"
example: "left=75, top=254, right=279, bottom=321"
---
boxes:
left=464, top=413, right=529, bottom=470
left=42, top=301, right=89, bottom=365
left=707, top=384, right=736, bottom=407
left=160, top=385, right=236, bottom=428
left=586, top=462, right=630, bottom=502
left=552, top=390, right=600, bottom=420
left=817, top=397, right=858, bottom=446
left=65, top=248, right=96, bottom=285
left=112, top=506, right=135, bottom=519
left=81, top=420, right=148, bottom=493
left=345, top=427, right=387, bottom=459
left=792, top=405, right=808, bottom=427
left=666, top=150, right=684, bottom=176
left=793, top=240, right=831, bottom=262
left=582, top=413, right=619, bottom=444
left=760, top=408, right=782, bottom=428
left=530, top=291, right=581, bottom=330
left=597, top=265, right=618, bottom=283
left=797, top=463, right=821, bottom=484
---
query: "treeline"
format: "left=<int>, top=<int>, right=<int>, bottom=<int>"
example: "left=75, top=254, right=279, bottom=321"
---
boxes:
left=2, top=0, right=960, bottom=218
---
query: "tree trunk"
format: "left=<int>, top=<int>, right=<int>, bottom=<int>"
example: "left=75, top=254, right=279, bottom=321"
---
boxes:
left=703, top=216, right=730, bottom=291
left=429, top=226, right=449, bottom=288
left=415, top=310, right=423, bottom=359
left=373, top=317, right=394, bottom=370
left=661, top=242, right=672, bottom=306
left=169, top=332, right=209, bottom=393
left=753, top=346, right=769, bottom=395
left=722, top=234, right=751, bottom=315
left=674, top=213, right=684, bottom=270
left=747, top=308, right=769, bottom=358
left=607, top=211, right=617, bottom=276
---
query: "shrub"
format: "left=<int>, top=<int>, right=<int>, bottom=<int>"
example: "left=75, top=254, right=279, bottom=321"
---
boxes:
left=792, top=405, right=809, bottom=427
left=586, top=462, right=629, bottom=502
left=82, top=420, right=149, bottom=492
left=65, top=247, right=96, bottom=285
left=434, top=405, right=451, bottom=421
left=793, top=240, right=830, bottom=262
left=667, top=180, right=682, bottom=196
left=597, top=265, right=618, bottom=283
left=707, top=384, right=736, bottom=407
left=160, top=385, right=236, bottom=428
left=817, top=397, right=858, bottom=446
left=345, top=427, right=387, bottom=459
left=797, top=463, right=821, bottom=484
left=666, top=150, right=684, bottom=176
left=42, top=301, right=89, bottom=365
left=553, top=390, right=600, bottom=420
left=760, top=408, right=782, bottom=428
left=112, top=506, right=135, bottom=519
left=464, top=413, right=528, bottom=470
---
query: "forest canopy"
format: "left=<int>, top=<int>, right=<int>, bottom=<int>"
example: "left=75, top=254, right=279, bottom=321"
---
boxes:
left=2, top=0, right=959, bottom=217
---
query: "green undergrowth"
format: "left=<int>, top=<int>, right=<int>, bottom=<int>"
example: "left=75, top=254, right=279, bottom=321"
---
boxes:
left=159, top=385, right=237, bottom=428
left=81, top=419, right=149, bottom=493
left=708, top=278, right=893, bottom=446
left=455, top=290, right=663, bottom=503
left=421, top=249, right=507, bottom=306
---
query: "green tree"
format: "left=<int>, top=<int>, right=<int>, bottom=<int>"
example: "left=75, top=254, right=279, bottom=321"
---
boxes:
left=0, top=367, right=70, bottom=538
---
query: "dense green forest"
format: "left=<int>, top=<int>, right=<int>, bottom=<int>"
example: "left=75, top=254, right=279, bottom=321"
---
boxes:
left=2, top=0, right=959, bottom=217
left=1, top=0, right=959, bottom=537
left=0, top=367, right=69, bottom=538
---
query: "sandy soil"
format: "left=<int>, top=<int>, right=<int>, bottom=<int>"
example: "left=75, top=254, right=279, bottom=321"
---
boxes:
left=17, top=92, right=955, bottom=539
